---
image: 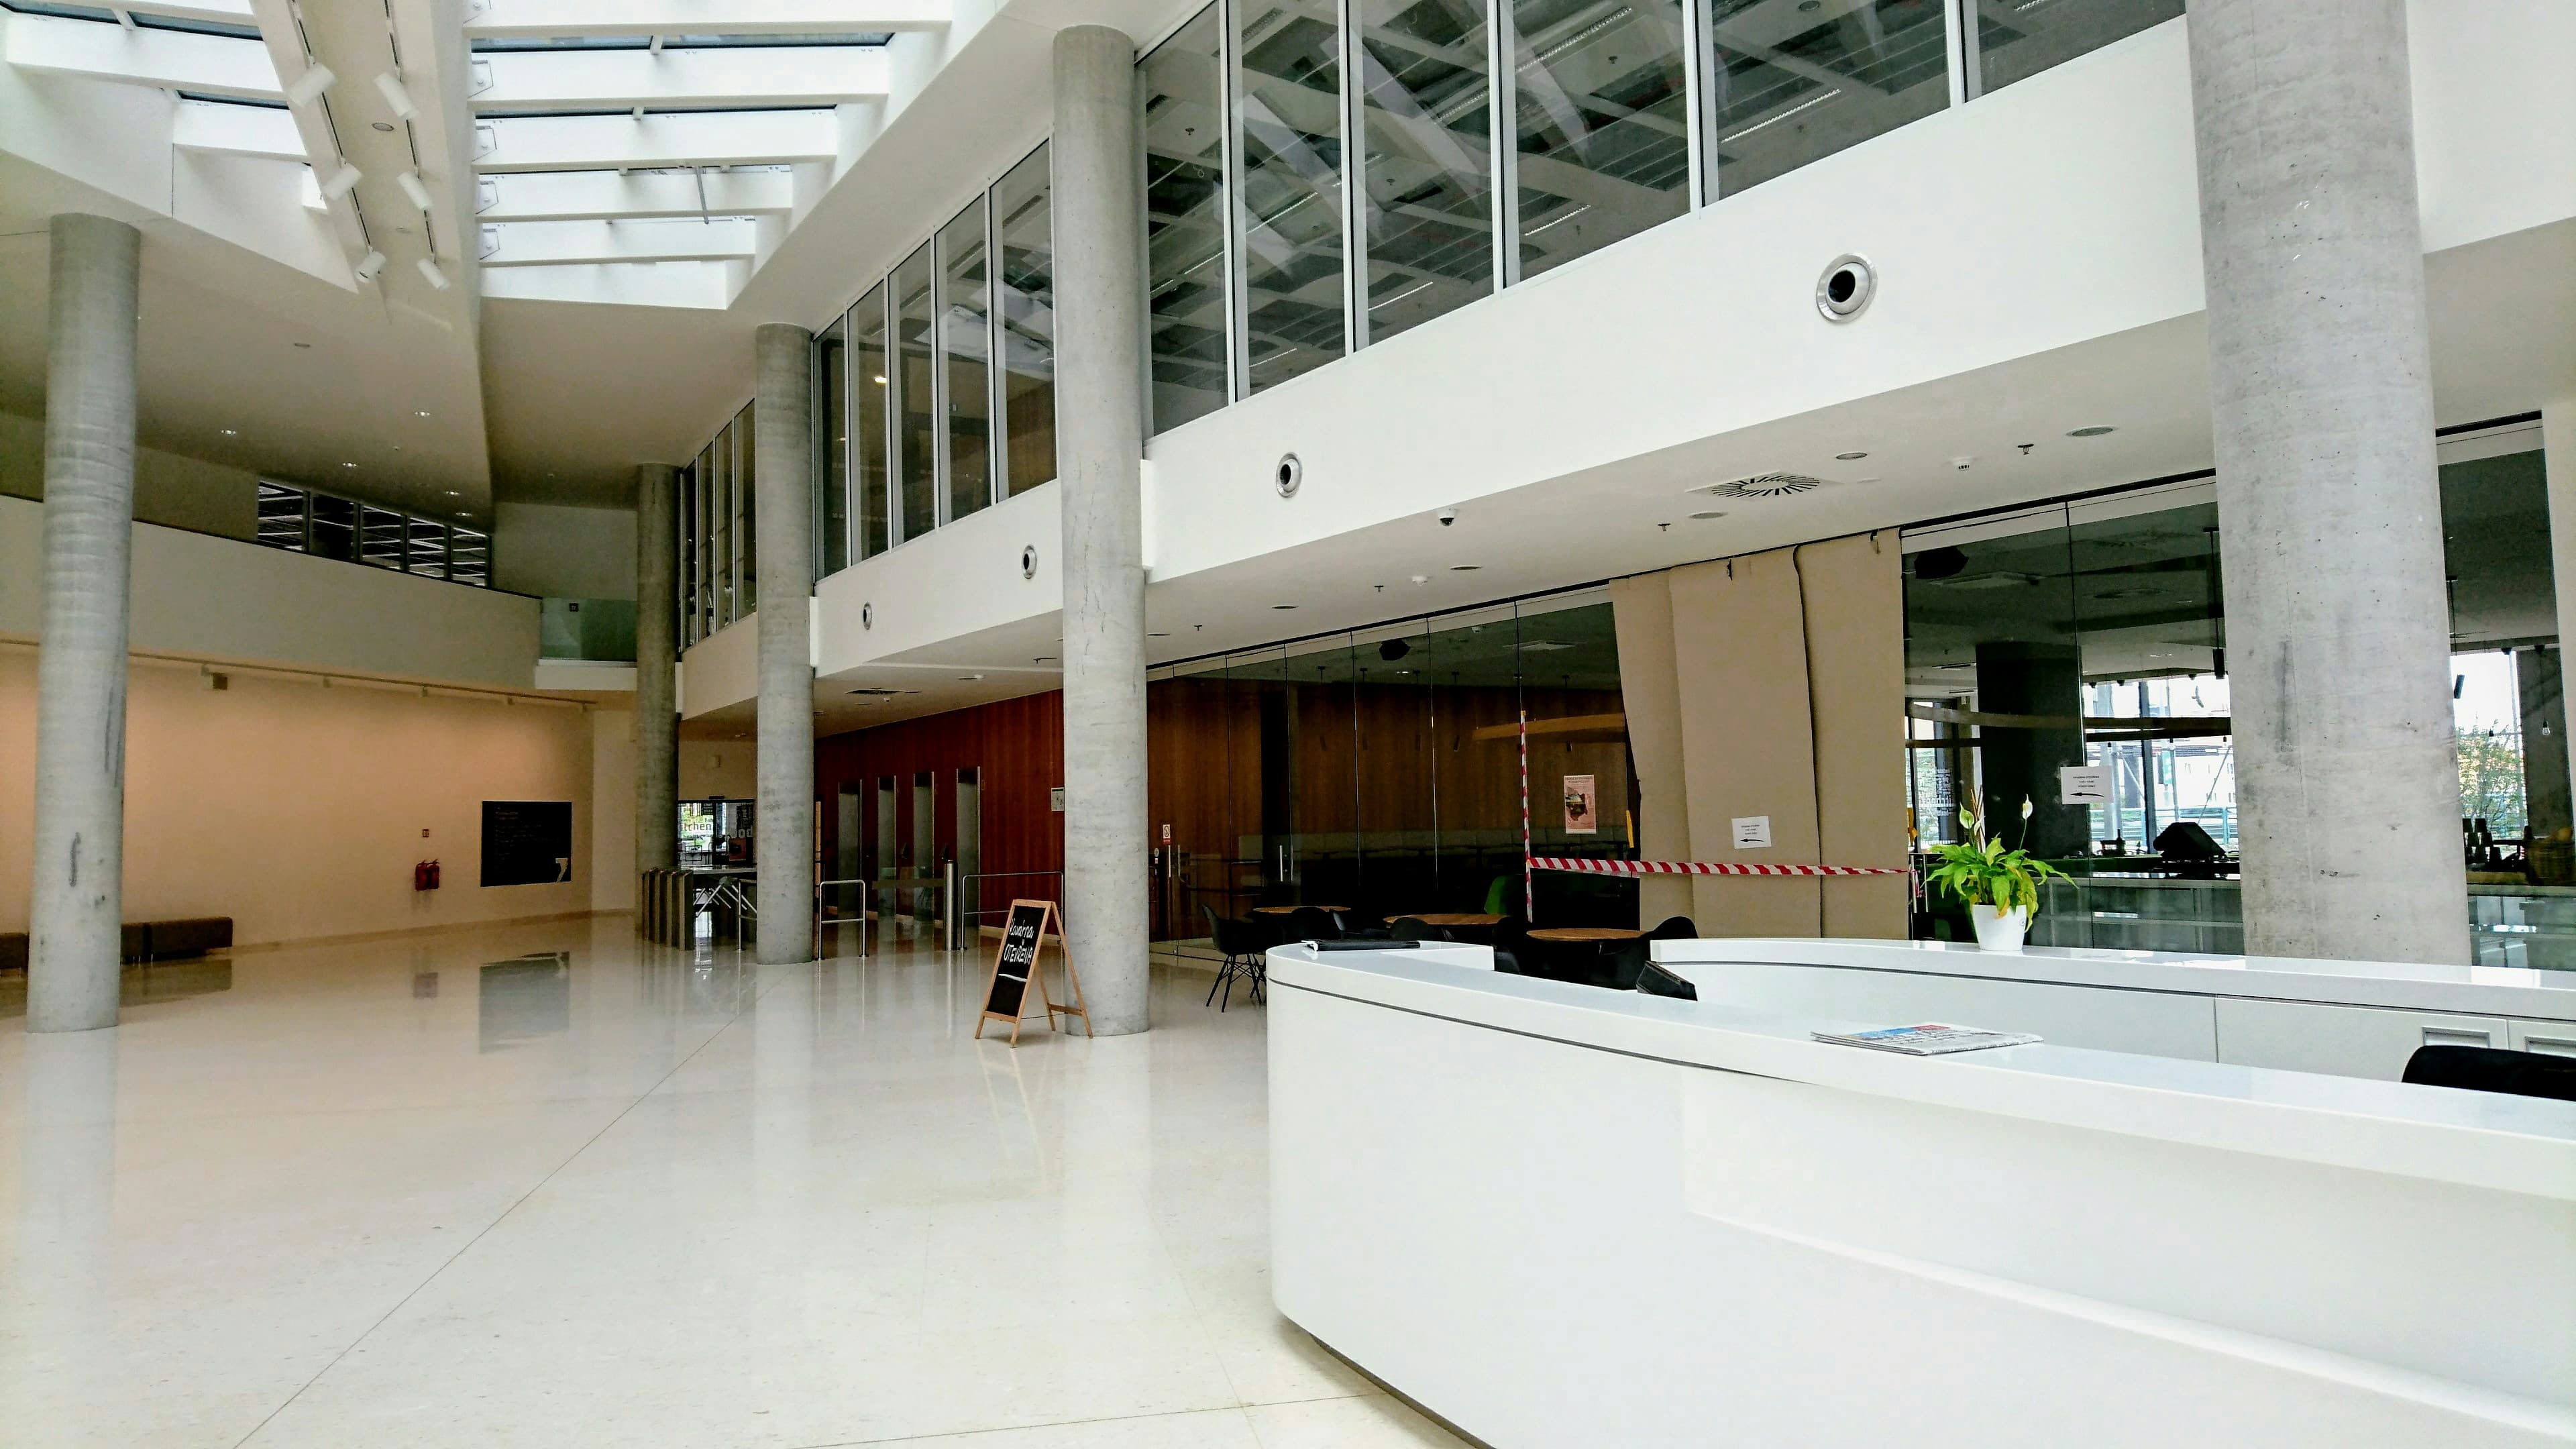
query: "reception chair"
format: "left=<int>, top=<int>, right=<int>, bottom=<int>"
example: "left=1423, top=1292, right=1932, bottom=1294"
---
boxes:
left=2402, top=1044, right=2576, bottom=1102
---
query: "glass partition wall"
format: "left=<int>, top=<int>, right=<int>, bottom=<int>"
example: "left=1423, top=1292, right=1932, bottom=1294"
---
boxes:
left=1148, top=592, right=1637, bottom=938
left=1901, top=423, right=2567, bottom=965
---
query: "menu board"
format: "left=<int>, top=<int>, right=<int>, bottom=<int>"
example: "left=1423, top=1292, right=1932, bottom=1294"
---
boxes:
left=984, top=900, right=1049, bottom=1019
left=481, top=801, right=573, bottom=886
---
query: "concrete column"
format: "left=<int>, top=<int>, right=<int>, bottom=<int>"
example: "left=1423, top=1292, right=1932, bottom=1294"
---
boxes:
left=2188, top=0, right=2466, bottom=963
left=27, top=215, right=141, bottom=1034
left=635, top=464, right=680, bottom=879
left=753, top=323, right=816, bottom=965
left=1053, top=26, right=1151, bottom=1034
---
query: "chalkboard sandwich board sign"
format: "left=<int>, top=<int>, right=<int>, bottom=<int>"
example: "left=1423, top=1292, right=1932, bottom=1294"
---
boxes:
left=975, top=899, right=1091, bottom=1044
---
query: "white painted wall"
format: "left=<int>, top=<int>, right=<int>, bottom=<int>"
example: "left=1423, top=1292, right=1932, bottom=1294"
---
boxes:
left=0, top=409, right=257, bottom=539
left=0, top=494, right=539, bottom=689
left=678, top=612, right=759, bottom=719
left=812, top=481, right=1060, bottom=673
left=495, top=500, right=638, bottom=599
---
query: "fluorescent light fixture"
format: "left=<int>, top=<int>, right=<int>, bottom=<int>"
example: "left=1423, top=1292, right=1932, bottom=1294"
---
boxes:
left=416, top=257, right=451, bottom=291
left=318, top=162, right=363, bottom=201
left=374, top=72, right=419, bottom=120
left=283, top=61, right=336, bottom=107
left=396, top=170, right=433, bottom=211
left=353, top=250, right=388, bottom=282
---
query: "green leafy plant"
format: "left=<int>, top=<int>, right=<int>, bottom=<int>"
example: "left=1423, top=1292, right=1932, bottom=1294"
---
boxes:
left=1924, top=800, right=2066, bottom=914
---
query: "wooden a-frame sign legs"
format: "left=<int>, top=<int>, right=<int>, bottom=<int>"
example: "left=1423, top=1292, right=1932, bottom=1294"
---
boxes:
left=975, top=898, right=1092, bottom=1044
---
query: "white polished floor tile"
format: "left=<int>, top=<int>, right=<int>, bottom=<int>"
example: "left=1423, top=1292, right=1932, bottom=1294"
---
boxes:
left=1244, top=1394, right=1468, bottom=1448
left=0, top=918, right=1466, bottom=1449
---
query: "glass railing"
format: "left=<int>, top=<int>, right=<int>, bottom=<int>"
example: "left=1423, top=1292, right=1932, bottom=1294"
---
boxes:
left=540, top=598, right=637, bottom=661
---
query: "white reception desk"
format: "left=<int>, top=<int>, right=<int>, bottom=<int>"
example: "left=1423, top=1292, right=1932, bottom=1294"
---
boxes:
left=1267, top=941, right=2576, bottom=1449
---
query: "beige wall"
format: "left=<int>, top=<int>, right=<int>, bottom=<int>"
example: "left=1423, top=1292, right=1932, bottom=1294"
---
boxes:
left=0, top=409, right=258, bottom=540
left=592, top=707, right=637, bottom=912
left=1612, top=531, right=1908, bottom=939
left=680, top=739, right=757, bottom=799
left=0, top=651, right=604, bottom=945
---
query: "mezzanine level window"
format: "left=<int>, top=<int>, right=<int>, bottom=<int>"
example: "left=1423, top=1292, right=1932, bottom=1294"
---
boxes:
left=250, top=480, right=490, bottom=588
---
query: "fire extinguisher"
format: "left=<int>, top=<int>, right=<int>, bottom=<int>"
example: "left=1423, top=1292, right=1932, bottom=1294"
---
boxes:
left=427, top=859, right=441, bottom=890
left=414, top=859, right=443, bottom=892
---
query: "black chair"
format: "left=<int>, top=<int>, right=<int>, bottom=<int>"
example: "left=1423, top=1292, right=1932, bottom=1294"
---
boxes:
left=1646, top=916, right=1698, bottom=941
left=1201, top=904, right=1270, bottom=1012
left=1488, top=915, right=1531, bottom=975
left=1285, top=906, right=1341, bottom=944
left=1387, top=916, right=1450, bottom=943
left=1635, top=961, right=1698, bottom=1001
left=2402, top=1044, right=2576, bottom=1102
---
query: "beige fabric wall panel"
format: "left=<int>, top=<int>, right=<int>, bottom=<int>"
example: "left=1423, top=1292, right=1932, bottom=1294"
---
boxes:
left=1668, top=549, right=1823, bottom=936
left=1609, top=572, right=1695, bottom=926
left=0, top=652, right=595, bottom=943
left=1796, top=531, right=1910, bottom=938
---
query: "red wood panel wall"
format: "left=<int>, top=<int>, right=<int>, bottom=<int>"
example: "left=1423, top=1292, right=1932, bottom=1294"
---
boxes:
left=813, top=691, right=1065, bottom=892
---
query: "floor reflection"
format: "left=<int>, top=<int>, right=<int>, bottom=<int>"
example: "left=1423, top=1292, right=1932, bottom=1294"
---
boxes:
left=0, top=956, right=235, bottom=1019
left=478, top=951, right=573, bottom=1050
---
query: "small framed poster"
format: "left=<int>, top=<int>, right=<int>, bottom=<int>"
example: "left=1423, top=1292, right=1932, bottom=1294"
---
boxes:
left=1562, top=775, right=1598, bottom=835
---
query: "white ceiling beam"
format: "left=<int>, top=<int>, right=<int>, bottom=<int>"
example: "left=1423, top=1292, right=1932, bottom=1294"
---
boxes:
left=470, top=45, right=889, bottom=110
left=473, top=108, right=838, bottom=172
left=476, top=167, right=796, bottom=221
left=479, top=217, right=759, bottom=266
left=171, top=96, right=303, bottom=158
left=5, top=12, right=278, bottom=99
left=478, top=259, right=741, bottom=309
left=464, top=0, right=948, bottom=39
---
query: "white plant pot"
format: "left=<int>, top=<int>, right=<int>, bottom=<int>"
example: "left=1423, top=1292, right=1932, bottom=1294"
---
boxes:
left=1968, top=902, right=2030, bottom=951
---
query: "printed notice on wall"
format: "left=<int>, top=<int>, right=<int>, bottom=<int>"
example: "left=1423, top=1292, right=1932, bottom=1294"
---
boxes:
left=2058, top=765, right=2113, bottom=806
left=1562, top=775, right=1598, bottom=835
left=1732, top=816, right=1772, bottom=849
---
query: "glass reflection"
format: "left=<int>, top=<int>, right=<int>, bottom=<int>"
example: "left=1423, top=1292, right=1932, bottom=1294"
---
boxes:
left=992, top=144, right=1057, bottom=495
left=1703, top=0, right=1950, bottom=199
left=850, top=284, right=892, bottom=558
left=817, top=318, right=849, bottom=577
left=1972, top=0, right=2183, bottom=95
left=735, top=403, right=757, bottom=616
left=479, top=951, right=573, bottom=1050
left=709, top=425, right=733, bottom=625
left=892, top=243, right=938, bottom=542
left=1356, top=0, right=1495, bottom=341
left=1513, top=0, right=1690, bottom=277
left=1144, top=8, right=1232, bottom=433
left=1234, top=0, right=1346, bottom=392
left=938, top=197, right=993, bottom=523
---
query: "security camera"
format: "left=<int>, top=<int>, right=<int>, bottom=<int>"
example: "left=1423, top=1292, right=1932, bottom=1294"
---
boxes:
left=1438, top=508, right=1457, bottom=527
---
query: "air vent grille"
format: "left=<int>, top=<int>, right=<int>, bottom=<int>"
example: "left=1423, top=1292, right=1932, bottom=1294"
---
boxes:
left=1698, top=472, right=1829, bottom=500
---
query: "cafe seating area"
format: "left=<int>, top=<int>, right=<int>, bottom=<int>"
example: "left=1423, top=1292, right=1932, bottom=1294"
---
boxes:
left=1195, top=904, right=1704, bottom=998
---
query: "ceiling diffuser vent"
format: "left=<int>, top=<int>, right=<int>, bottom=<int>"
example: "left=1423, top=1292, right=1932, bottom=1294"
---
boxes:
left=1698, top=472, right=1830, bottom=500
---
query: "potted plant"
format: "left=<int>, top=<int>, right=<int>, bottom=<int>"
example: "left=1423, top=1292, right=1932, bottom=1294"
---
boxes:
left=1923, top=800, right=2065, bottom=951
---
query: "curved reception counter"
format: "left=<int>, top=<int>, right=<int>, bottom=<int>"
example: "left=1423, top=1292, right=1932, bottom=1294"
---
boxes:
left=1266, top=941, right=2576, bottom=1448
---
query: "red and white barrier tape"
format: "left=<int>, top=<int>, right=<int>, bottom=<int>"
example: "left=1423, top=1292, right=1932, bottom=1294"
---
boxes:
left=1527, top=857, right=1909, bottom=878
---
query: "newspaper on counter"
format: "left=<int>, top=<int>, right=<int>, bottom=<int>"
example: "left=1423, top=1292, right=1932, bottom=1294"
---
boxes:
left=1811, top=1023, right=2042, bottom=1056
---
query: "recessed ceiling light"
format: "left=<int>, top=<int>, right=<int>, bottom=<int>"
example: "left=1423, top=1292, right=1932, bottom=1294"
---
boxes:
left=341, top=462, right=357, bottom=468
left=1272, top=604, right=1297, bottom=610
left=1835, top=451, right=1869, bottom=460
left=445, top=490, right=459, bottom=496
left=220, top=428, right=239, bottom=437
left=294, top=341, right=311, bottom=349
left=415, top=411, right=431, bottom=418
left=1689, top=511, right=1727, bottom=520
left=371, top=121, right=395, bottom=132
left=957, top=674, right=983, bottom=681
left=2067, top=425, right=2116, bottom=437
left=1448, top=564, right=1481, bottom=572
left=1148, top=631, right=1171, bottom=637
left=873, top=375, right=888, bottom=385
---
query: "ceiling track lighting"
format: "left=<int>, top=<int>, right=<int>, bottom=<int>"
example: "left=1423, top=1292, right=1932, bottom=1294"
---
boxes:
left=396, top=170, right=433, bottom=212
left=283, top=60, right=335, bottom=107
left=352, top=249, right=388, bottom=282
left=318, top=162, right=363, bottom=201
left=416, top=257, right=451, bottom=291
left=374, top=72, right=419, bottom=121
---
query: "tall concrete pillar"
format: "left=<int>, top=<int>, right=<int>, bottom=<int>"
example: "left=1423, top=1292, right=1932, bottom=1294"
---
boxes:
left=752, top=323, right=816, bottom=965
left=1053, top=26, right=1151, bottom=1034
left=635, top=464, right=680, bottom=880
left=2188, top=0, right=2466, bottom=963
left=28, top=215, right=141, bottom=1034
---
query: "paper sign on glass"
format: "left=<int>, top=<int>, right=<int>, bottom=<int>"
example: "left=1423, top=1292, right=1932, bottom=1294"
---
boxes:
left=1562, top=775, right=1598, bottom=835
left=2059, top=765, right=2113, bottom=806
